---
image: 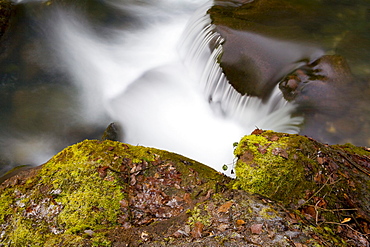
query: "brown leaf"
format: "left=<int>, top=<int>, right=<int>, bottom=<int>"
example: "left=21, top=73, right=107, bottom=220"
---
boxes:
left=191, top=221, right=204, bottom=238
left=236, top=219, right=245, bottom=226
left=251, top=129, right=264, bottom=135
left=98, top=166, right=109, bottom=178
left=269, top=135, right=280, bottom=142
left=119, top=199, right=129, bottom=208
left=183, top=193, right=192, bottom=205
left=257, top=146, right=268, bottom=154
left=317, top=156, right=325, bottom=165
left=250, top=223, right=263, bottom=234
left=315, top=197, right=327, bottom=208
left=314, top=172, right=325, bottom=184
left=294, top=243, right=307, bottom=247
left=302, top=206, right=317, bottom=219
left=218, top=201, right=233, bottom=213
left=271, top=148, right=289, bottom=159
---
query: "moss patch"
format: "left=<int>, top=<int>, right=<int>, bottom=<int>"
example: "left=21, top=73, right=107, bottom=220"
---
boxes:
left=233, top=130, right=318, bottom=204
left=0, top=140, right=230, bottom=245
left=234, top=130, right=370, bottom=246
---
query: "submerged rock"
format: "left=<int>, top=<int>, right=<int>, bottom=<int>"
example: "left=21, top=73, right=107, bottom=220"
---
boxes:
left=208, top=0, right=370, bottom=146
left=280, top=55, right=370, bottom=146
left=1, top=136, right=369, bottom=245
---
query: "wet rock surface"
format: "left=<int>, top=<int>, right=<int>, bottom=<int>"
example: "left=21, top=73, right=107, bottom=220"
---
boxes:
left=0, top=0, right=13, bottom=38
left=280, top=55, right=370, bottom=146
left=208, top=0, right=370, bottom=146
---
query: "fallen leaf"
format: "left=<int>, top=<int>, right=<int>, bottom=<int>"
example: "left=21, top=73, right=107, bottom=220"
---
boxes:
left=236, top=219, right=245, bottom=226
left=314, top=172, right=326, bottom=184
left=191, top=221, right=204, bottom=238
left=218, top=201, right=233, bottom=213
left=269, top=135, right=280, bottom=141
left=183, top=193, right=192, bottom=205
left=257, top=146, right=268, bottom=154
left=271, top=148, right=289, bottom=159
left=250, top=223, right=263, bottom=234
left=341, top=217, right=351, bottom=224
left=98, top=166, right=109, bottom=178
left=317, top=156, right=325, bottom=165
left=294, top=243, right=307, bottom=247
left=217, top=223, right=229, bottom=232
left=302, top=206, right=317, bottom=219
left=251, top=129, right=264, bottom=135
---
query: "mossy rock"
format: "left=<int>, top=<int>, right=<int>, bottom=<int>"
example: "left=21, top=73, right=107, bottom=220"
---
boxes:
left=0, top=140, right=230, bottom=246
left=1, top=137, right=369, bottom=245
left=0, top=139, right=339, bottom=246
left=234, top=129, right=370, bottom=245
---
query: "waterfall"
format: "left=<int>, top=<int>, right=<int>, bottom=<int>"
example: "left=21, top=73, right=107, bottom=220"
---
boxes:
left=1, top=0, right=303, bottom=177
left=178, top=3, right=303, bottom=133
left=107, top=1, right=303, bottom=176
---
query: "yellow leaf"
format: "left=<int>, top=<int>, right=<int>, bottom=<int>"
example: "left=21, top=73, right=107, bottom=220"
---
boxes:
left=341, top=217, right=351, bottom=224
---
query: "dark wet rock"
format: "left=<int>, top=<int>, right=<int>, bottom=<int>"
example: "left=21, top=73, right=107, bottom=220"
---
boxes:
left=101, top=122, right=120, bottom=141
left=280, top=55, right=370, bottom=146
left=280, top=55, right=353, bottom=110
left=0, top=0, right=13, bottom=38
left=208, top=0, right=330, bottom=98
left=213, top=25, right=322, bottom=99
left=1, top=137, right=369, bottom=246
left=208, top=0, right=370, bottom=145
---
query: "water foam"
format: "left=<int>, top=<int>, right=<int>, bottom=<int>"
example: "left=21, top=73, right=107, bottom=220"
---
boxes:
left=5, top=0, right=303, bottom=176
left=44, top=0, right=307, bottom=176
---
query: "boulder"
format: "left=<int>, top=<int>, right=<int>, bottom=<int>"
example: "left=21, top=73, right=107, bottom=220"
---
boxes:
left=1, top=135, right=369, bottom=246
left=234, top=129, right=370, bottom=246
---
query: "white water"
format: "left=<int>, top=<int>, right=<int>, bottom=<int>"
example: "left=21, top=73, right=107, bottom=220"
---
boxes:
left=4, top=0, right=305, bottom=176
left=48, top=0, right=304, bottom=176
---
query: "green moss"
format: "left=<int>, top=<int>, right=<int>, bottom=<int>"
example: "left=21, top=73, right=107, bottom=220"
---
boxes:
left=233, top=132, right=317, bottom=204
left=0, top=140, right=128, bottom=245
left=308, top=225, right=347, bottom=247
left=8, top=217, right=47, bottom=246
left=1, top=139, right=231, bottom=245
left=333, top=143, right=370, bottom=156
left=91, top=233, right=112, bottom=246
left=186, top=204, right=211, bottom=227
left=0, top=188, right=14, bottom=224
left=259, top=207, right=279, bottom=219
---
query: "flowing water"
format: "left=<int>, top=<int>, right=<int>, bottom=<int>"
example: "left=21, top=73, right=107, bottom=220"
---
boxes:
left=0, top=0, right=368, bottom=176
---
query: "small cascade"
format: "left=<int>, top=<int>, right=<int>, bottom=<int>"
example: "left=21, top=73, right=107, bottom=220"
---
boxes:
left=0, top=0, right=303, bottom=177
left=178, top=4, right=303, bottom=134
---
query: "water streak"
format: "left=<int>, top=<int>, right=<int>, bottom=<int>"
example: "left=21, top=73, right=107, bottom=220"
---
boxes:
left=1, top=0, right=304, bottom=177
left=178, top=4, right=304, bottom=133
